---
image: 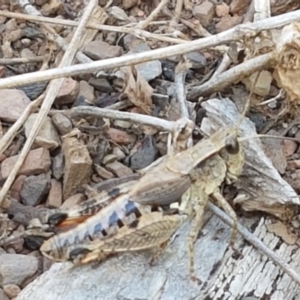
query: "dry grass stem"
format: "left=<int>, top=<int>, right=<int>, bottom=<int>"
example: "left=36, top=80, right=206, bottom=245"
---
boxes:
left=210, top=53, right=231, bottom=79
left=0, top=56, right=45, bottom=65
left=0, top=95, right=44, bottom=156
left=244, top=1, right=255, bottom=23
left=173, top=0, right=184, bottom=25
left=137, top=0, right=169, bottom=29
left=175, top=62, right=190, bottom=121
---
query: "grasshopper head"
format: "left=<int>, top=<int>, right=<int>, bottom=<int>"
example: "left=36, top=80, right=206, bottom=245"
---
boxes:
left=224, top=135, right=240, bottom=155
left=220, top=133, right=244, bottom=184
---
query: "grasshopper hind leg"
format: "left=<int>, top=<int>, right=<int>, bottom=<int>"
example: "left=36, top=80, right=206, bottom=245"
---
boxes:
left=181, top=184, right=209, bottom=284
left=215, top=134, right=244, bottom=255
left=66, top=212, right=186, bottom=267
left=188, top=201, right=206, bottom=284
left=184, top=180, right=241, bottom=283
left=211, top=191, right=242, bottom=257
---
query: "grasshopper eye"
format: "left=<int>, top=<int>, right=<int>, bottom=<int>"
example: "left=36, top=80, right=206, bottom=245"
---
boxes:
left=225, top=135, right=240, bottom=154
left=69, top=247, right=91, bottom=261
left=48, top=212, right=68, bottom=226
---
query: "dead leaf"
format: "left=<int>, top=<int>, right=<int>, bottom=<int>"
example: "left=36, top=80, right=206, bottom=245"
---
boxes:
left=106, top=6, right=131, bottom=22
left=266, top=220, right=298, bottom=245
left=262, top=129, right=287, bottom=174
left=121, top=66, right=153, bottom=114
left=3, top=29, right=22, bottom=43
left=1, top=41, right=13, bottom=58
left=274, top=22, right=300, bottom=108
left=175, top=56, right=193, bottom=74
left=41, top=0, right=62, bottom=16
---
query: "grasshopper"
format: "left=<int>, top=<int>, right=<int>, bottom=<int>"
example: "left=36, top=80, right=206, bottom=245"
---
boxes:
left=41, top=98, right=245, bottom=282
left=45, top=124, right=242, bottom=226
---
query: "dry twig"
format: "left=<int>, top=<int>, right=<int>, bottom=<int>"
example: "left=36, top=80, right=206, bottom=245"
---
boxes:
left=173, top=58, right=193, bottom=149
left=0, top=9, right=299, bottom=90
left=254, top=0, right=271, bottom=21
left=71, top=106, right=189, bottom=133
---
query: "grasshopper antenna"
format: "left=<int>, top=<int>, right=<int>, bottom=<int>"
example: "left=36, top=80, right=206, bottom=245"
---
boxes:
left=239, top=134, right=300, bottom=143
left=235, top=71, right=261, bottom=137
left=235, top=70, right=300, bottom=144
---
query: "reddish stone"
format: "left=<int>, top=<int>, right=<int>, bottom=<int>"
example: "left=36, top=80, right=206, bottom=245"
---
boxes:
left=47, top=179, right=62, bottom=208
left=10, top=175, right=26, bottom=201
left=1, top=148, right=51, bottom=179
left=106, top=128, right=136, bottom=145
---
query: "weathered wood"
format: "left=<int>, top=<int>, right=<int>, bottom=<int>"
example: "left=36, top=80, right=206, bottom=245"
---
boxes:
left=17, top=214, right=300, bottom=299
